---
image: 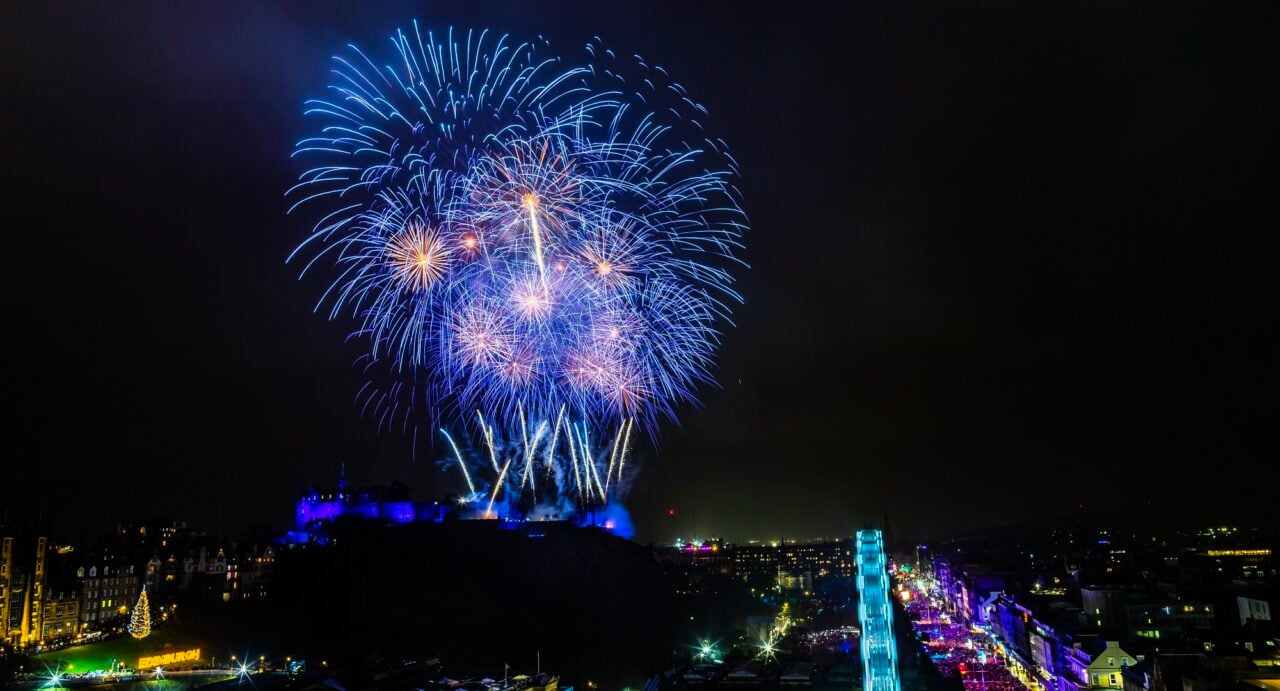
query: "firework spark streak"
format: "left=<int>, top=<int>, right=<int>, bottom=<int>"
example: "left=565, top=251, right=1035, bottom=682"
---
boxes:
left=487, top=458, right=513, bottom=517
left=440, top=429, right=476, bottom=499
left=288, top=24, right=746, bottom=520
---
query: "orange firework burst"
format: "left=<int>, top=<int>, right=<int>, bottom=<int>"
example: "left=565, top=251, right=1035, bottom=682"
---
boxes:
left=387, top=220, right=452, bottom=292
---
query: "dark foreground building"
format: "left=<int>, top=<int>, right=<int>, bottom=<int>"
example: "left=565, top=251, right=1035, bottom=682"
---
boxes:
left=194, top=518, right=678, bottom=689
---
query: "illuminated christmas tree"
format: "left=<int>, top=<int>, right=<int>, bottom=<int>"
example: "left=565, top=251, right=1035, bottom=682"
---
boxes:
left=129, top=586, right=151, bottom=639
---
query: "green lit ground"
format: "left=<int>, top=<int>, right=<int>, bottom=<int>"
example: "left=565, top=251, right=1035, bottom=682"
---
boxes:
left=35, top=629, right=207, bottom=673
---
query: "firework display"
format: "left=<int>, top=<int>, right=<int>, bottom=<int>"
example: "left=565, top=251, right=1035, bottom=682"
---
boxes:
left=288, top=25, right=746, bottom=520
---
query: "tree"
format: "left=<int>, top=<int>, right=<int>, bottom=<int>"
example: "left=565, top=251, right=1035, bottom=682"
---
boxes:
left=129, top=586, right=151, bottom=639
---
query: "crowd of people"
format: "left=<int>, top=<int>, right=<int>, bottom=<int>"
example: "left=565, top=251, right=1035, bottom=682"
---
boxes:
left=901, top=580, right=1030, bottom=691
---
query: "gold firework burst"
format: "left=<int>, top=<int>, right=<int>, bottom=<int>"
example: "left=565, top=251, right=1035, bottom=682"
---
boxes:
left=387, top=220, right=452, bottom=292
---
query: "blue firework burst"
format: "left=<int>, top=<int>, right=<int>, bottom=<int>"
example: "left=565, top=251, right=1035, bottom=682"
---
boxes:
left=288, top=24, right=746, bottom=450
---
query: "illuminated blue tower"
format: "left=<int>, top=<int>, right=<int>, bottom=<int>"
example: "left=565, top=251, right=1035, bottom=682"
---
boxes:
left=856, top=529, right=900, bottom=691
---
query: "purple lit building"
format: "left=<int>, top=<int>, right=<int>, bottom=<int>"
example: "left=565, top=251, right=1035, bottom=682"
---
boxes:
left=286, top=472, right=448, bottom=544
left=933, top=555, right=1006, bottom=626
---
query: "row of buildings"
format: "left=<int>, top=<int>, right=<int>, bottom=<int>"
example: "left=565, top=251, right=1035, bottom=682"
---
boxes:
left=1, top=518, right=274, bottom=652
left=913, top=524, right=1278, bottom=691
left=656, top=537, right=856, bottom=586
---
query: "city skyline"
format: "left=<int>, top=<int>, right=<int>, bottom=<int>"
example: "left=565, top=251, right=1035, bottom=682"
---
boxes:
left=5, top=500, right=1274, bottom=685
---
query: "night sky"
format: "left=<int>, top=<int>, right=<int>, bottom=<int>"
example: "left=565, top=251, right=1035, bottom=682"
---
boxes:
left=3, top=2, right=1275, bottom=543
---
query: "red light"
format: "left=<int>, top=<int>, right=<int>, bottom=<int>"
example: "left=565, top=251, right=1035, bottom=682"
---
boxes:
left=667, top=508, right=677, bottom=517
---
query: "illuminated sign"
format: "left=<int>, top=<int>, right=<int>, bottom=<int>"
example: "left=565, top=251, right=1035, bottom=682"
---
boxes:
left=138, top=648, right=200, bottom=669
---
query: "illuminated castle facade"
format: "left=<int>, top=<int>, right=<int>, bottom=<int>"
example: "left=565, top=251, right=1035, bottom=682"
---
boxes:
left=285, top=467, right=632, bottom=544
left=287, top=469, right=448, bottom=544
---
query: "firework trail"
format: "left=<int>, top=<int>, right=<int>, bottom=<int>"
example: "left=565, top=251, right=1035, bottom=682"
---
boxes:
left=289, top=24, right=746, bottom=519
